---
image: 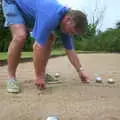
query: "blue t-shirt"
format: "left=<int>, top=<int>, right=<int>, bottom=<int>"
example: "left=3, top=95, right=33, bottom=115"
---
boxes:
left=16, top=0, right=74, bottom=49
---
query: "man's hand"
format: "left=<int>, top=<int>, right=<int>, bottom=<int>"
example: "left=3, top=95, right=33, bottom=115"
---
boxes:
left=78, top=70, right=90, bottom=83
left=65, top=49, right=90, bottom=83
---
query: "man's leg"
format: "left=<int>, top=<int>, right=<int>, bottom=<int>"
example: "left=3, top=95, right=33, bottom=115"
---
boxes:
left=33, top=33, right=55, bottom=89
left=44, top=33, right=55, bottom=68
left=7, top=24, right=27, bottom=92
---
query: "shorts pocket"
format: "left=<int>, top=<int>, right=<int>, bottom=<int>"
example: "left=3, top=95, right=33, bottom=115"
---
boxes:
left=4, top=4, right=17, bottom=16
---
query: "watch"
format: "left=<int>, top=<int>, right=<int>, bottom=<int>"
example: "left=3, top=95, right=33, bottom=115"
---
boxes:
left=77, top=67, right=84, bottom=72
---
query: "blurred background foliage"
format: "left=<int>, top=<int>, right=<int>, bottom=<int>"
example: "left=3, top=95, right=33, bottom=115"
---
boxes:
left=0, top=2, right=120, bottom=52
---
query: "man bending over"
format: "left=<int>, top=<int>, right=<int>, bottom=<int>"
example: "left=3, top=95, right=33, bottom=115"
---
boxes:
left=3, top=0, right=89, bottom=91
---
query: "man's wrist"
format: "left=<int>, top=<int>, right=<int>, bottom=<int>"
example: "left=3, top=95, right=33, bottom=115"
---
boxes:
left=77, top=67, right=84, bottom=72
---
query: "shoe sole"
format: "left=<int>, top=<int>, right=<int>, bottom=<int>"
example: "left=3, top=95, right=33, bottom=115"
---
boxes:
left=7, top=89, right=20, bottom=93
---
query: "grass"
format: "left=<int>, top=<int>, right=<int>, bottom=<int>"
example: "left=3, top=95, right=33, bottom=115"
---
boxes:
left=0, top=49, right=66, bottom=61
left=0, top=49, right=104, bottom=61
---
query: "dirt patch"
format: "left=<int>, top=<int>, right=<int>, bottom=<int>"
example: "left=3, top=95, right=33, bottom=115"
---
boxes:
left=0, top=53, right=120, bottom=120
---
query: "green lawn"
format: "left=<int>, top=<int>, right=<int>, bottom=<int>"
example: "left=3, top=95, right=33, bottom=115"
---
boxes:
left=0, top=49, right=66, bottom=61
left=0, top=49, right=101, bottom=61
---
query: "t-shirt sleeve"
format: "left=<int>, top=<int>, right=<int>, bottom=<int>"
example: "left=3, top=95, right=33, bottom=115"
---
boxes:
left=60, top=32, right=75, bottom=50
left=31, top=15, right=51, bottom=45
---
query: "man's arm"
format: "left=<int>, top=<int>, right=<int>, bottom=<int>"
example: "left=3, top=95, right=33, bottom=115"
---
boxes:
left=60, top=32, right=89, bottom=82
left=65, top=49, right=89, bottom=83
left=65, top=49, right=82, bottom=71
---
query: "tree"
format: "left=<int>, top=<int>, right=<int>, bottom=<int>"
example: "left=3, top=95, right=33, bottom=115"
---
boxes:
left=89, top=0, right=106, bottom=33
left=116, top=21, right=120, bottom=29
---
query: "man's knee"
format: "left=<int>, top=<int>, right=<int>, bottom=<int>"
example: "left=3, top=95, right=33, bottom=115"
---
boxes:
left=10, top=24, right=27, bottom=45
left=33, top=43, right=44, bottom=51
left=10, top=31, right=28, bottom=49
left=13, top=31, right=27, bottom=43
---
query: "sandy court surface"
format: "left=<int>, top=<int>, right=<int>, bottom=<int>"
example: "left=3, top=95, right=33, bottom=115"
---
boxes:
left=0, top=53, right=120, bottom=120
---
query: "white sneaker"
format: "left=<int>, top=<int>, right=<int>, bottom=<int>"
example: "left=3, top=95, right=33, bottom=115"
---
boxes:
left=7, top=79, right=20, bottom=93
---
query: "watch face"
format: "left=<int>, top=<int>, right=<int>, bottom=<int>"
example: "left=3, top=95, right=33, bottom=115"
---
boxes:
left=46, top=116, right=60, bottom=120
left=80, top=67, right=84, bottom=71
